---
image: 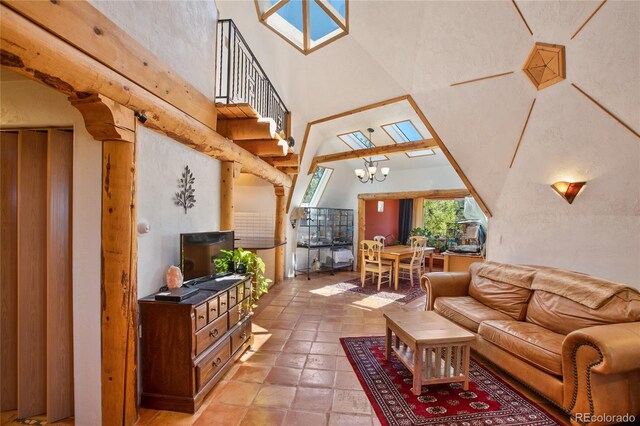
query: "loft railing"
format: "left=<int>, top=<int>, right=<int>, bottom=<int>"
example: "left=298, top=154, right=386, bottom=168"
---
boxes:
left=216, top=19, right=290, bottom=136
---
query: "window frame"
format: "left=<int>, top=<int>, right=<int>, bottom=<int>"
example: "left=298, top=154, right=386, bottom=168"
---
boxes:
left=337, top=130, right=389, bottom=162
left=301, top=166, right=334, bottom=207
left=380, top=119, right=435, bottom=158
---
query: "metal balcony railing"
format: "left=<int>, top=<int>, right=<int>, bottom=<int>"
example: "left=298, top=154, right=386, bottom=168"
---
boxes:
left=216, top=19, right=290, bottom=136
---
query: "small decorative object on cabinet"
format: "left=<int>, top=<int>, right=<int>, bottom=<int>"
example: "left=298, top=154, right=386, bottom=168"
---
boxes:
left=295, top=207, right=355, bottom=279
left=139, top=275, right=253, bottom=413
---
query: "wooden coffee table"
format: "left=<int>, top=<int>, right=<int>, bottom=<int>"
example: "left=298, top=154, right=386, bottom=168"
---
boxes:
left=383, top=311, right=475, bottom=396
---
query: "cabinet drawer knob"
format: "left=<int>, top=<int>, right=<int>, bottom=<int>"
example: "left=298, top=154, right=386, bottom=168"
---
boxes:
left=241, top=332, right=247, bottom=339
left=210, top=329, right=219, bottom=338
left=198, top=315, right=205, bottom=320
left=212, top=357, right=222, bottom=367
left=221, top=301, right=226, bottom=306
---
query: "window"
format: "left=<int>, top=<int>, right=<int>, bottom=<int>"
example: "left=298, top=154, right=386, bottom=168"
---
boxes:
left=254, top=0, right=348, bottom=55
left=301, top=166, right=333, bottom=206
left=337, top=131, right=388, bottom=162
left=381, top=120, right=435, bottom=158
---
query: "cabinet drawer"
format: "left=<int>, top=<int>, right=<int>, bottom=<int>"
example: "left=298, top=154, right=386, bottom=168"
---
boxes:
left=195, top=313, right=228, bottom=356
left=196, top=338, right=230, bottom=392
left=195, top=304, right=208, bottom=331
left=244, top=279, right=252, bottom=298
left=231, top=316, right=252, bottom=354
left=228, top=298, right=249, bottom=328
left=228, top=285, right=238, bottom=307
left=218, top=290, right=229, bottom=313
left=207, top=296, right=219, bottom=322
left=237, top=282, right=245, bottom=301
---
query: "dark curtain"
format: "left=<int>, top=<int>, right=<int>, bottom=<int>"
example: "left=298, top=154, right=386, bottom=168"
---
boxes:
left=398, top=199, right=413, bottom=244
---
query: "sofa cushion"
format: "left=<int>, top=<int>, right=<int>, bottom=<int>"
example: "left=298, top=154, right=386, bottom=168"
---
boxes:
left=479, top=320, right=564, bottom=376
left=434, top=296, right=512, bottom=333
left=468, top=262, right=535, bottom=320
left=526, top=288, right=640, bottom=335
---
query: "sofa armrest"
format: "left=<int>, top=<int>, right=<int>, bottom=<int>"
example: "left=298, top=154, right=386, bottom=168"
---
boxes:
left=420, top=272, right=470, bottom=311
left=562, top=322, right=640, bottom=422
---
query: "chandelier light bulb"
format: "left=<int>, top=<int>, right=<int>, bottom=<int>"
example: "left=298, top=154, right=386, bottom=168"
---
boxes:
left=381, top=167, right=390, bottom=176
left=355, top=168, right=365, bottom=178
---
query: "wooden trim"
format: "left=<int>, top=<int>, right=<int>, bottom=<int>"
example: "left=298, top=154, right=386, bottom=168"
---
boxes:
left=260, top=0, right=289, bottom=21
left=286, top=174, right=298, bottom=212
left=509, top=98, right=536, bottom=168
left=0, top=5, right=291, bottom=187
left=511, top=0, right=533, bottom=36
left=308, top=139, right=437, bottom=175
left=302, top=0, right=310, bottom=52
left=2, top=0, right=217, bottom=130
left=69, top=94, right=135, bottom=143
left=264, top=153, right=299, bottom=167
left=379, top=119, right=435, bottom=159
left=216, top=118, right=278, bottom=141
left=305, top=30, right=348, bottom=55
left=358, top=189, right=470, bottom=201
left=276, top=166, right=299, bottom=175
left=450, top=71, right=514, bottom=87
left=572, top=83, right=639, bottom=139
left=571, top=0, right=607, bottom=40
left=235, top=139, right=287, bottom=157
left=316, top=0, right=347, bottom=31
left=406, top=96, right=492, bottom=217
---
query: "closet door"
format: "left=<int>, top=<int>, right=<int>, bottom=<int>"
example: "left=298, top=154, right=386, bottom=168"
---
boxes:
left=1, top=131, right=19, bottom=411
left=17, top=130, right=48, bottom=418
left=46, top=129, right=74, bottom=422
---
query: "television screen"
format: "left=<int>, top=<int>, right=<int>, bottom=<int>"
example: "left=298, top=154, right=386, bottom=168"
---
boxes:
left=180, top=231, right=234, bottom=282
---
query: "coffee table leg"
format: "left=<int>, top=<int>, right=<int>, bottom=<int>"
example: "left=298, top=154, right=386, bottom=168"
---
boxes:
left=463, top=344, right=470, bottom=390
left=385, top=325, right=392, bottom=361
left=413, top=344, right=422, bottom=396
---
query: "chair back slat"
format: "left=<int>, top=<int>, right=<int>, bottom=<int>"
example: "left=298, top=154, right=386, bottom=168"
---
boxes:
left=361, top=240, right=383, bottom=266
left=373, top=235, right=386, bottom=247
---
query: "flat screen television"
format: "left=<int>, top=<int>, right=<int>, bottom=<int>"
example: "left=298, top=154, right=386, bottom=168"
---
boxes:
left=180, top=231, right=234, bottom=283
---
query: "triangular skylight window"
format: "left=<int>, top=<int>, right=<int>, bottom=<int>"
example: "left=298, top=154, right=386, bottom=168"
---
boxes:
left=381, top=120, right=435, bottom=158
left=338, top=131, right=388, bottom=162
left=255, top=0, right=348, bottom=54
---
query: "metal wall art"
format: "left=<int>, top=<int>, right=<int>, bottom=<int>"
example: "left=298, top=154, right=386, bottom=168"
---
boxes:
left=174, top=165, right=196, bottom=214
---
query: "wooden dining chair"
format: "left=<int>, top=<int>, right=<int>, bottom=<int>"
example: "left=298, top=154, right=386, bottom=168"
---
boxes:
left=399, top=237, right=427, bottom=286
left=373, top=235, right=386, bottom=247
left=360, top=240, right=393, bottom=290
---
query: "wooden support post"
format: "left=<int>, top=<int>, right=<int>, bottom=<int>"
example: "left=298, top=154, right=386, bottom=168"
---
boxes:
left=413, top=197, right=425, bottom=229
left=357, top=198, right=365, bottom=272
left=220, top=162, right=240, bottom=231
left=274, top=186, right=288, bottom=284
left=69, top=93, right=138, bottom=426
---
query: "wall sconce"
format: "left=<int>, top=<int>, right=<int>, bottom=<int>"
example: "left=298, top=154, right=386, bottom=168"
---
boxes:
left=550, top=181, right=586, bottom=204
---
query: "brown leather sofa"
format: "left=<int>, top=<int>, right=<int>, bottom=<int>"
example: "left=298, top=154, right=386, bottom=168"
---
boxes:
left=421, top=261, right=640, bottom=426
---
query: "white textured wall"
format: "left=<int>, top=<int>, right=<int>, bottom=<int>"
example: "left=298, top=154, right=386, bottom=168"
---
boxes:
left=137, top=129, right=221, bottom=298
left=1, top=76, right=102, bottom=426
left=89, top=0, right=218, bottom=100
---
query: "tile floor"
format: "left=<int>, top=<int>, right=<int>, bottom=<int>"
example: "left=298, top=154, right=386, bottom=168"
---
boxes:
left=136, top=271, right=570, bottom=426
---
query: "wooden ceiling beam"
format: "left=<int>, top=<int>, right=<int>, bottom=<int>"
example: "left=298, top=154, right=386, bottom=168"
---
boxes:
left=308, top=139, right=437, bottom=174
left=276, top=166, right=299, bottom=175
left=358, top=189, right=470, bottom=201
left=217, top=118, right=278, bottom=141
left=0, top=4, right=291, bottom=188
left=264, top=153, right=299, bottom=167
left=234, top=139, right=287, bottom=157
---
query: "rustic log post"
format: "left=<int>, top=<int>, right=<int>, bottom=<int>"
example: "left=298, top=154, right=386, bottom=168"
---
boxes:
left=69, top=93, right=138, bottom=426
left=220, top=162, right=240, bottom=231
left=274, top=186, right=288, bottom=284
left=413, top=197, right=425, bottom=229
left=357, top=198, right=366, bottom=272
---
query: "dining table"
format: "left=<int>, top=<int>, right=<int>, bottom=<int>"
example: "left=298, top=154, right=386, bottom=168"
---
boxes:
left=379, top=245, right=435, bottom=290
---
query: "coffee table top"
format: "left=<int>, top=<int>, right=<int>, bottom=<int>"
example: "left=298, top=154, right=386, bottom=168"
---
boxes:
left=383, top=311, right=475, bottom=345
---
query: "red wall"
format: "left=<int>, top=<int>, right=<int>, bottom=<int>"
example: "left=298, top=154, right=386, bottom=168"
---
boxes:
left=365, top=199, right=399, bottom=242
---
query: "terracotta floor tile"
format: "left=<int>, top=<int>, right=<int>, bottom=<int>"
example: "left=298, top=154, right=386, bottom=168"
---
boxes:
left=335, top=371, right=362, bottom=390
left=291, top=387, right=334, bottom=412
left=299, top=368, right=336, bottom=388
left=267, top=328, right=294, bottom=339
left=318, top=322, right=343, bottom=332
left=259, top=337, right=287, bottom=352
left=276, top=353, right=308, bottom=368
left=310, top=342, right=342, bottom=356
left=335, top=357, right=353, bottom=372
left=315, top=332, right=342, bottom=342
left=241, top=407, right=286, bottom=426
left=328, top=413, right=373, bottom=426
left=243, top=351, right=279, bottom=366
left=193, top=404, right=247, bottom=426
left=265, top=366, right=302, bottom=386
left=284, top=410, right=328, bottom=426
left=210, top=381, right=261, bottom=406
left=283, top=340, right=313, bottom=354
left=231, top=365, right=272, bottom=383
left=278, top=313, right=302, bottom=322
left=253, top=384, right=297, bottom=409
left=296, top=321, right=320, bottom=331
left=270, top=319, right=297, bottom=329
left=331, top=390, right=371, bottom=414
left=290, top=330, right=317, bottom=341
left=305, top=354, right=337, bottom=370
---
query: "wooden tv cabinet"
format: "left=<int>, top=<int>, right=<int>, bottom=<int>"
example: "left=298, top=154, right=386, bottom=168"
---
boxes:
left=138, top=275, right=253, bottom=413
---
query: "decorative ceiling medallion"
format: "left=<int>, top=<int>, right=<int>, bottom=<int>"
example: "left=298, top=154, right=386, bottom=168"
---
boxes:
left=522, top=42, right=565, bottom=90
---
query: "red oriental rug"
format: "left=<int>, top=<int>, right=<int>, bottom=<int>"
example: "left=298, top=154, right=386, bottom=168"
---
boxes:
left=340, top=336, right=562, bottom=426
left=334, top=277, right=425, bottom=304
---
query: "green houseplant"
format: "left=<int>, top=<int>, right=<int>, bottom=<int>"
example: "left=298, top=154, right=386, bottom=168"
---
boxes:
left=215, top=248, right=271, bottom=305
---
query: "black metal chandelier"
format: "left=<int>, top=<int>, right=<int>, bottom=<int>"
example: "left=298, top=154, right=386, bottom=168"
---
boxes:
left=354, top=128, right=390, bottom=184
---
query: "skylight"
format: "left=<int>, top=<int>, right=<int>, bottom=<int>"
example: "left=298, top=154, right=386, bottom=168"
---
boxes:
left=301, top=166, right=333, bottom=207
left=381, top=120, right=435, bottom=158
left=255, top=0, right=348, bottom=55
left=338, top=131, right=388, bottom=162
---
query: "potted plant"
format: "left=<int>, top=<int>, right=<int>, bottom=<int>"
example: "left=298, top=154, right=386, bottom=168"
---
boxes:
left=215, top=248, right=271, bottom=305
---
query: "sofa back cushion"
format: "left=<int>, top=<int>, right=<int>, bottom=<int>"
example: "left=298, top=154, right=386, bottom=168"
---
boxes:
left=468, top=262, right=536, bottom=320
left=526, top=269, right=640, bottom=335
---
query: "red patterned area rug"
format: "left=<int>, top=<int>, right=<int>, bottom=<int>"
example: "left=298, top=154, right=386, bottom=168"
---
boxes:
left=340, top=336, right=562, bottom=426
left=333, top=277, right=425, bottom=304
